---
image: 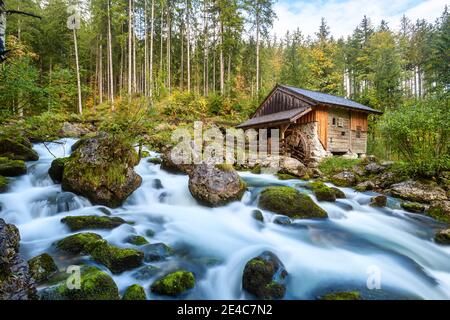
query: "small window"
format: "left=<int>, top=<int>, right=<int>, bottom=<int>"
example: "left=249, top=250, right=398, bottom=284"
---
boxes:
left=341, top=131, right=346, bottom=136
left=338, top=118, right=344, bottom=127
left=332, top=118, right=336, bottom=126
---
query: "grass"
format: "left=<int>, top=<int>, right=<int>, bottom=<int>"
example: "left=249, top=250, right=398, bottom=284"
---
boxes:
left=319, top=157, right=362, bottom=176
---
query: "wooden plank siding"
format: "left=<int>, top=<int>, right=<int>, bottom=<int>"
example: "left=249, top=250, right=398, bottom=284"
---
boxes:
left=254, top=88, right=314, bottom=118
left=350, top=111, right=369, bottom=131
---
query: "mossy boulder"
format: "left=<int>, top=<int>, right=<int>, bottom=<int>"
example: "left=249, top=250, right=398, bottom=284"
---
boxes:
left=331, top=187, right=346, bottom=199
left=258, top=186, right=327, bottom=219
left=309, top=182, right=336, bottom=202
left=61, top=133, right=142, bottom=208
left=320, top=291, right=361, bottom=300
left=331, top=171, right=358, bottom=187
left=56, top=232, right=102, bottom=254
left=126, top=235, right=149, bottom=246
left=61, top=215, right=126, bottom=231
left=151, top=270, right=195, bottom=296
left=28, top=253, right=58, bottom=283
left=435, top=229, right=450, bottom=245
left=242, top=251, right=288, bottom=300
left=355, top=181, right=376, bottom=192
left=143, top=243, right=174, bottom=262
left=252, top=210, right=264, bottom=222
left=401, top=202, right=425, bottom=213
left=122, top=284, right=147, bottom=300
left=48, top=158, right=68, bottom=183
left=188, top=163, right=247, bottom=207
left=56, top=266, right=119, bottom=300
left=0, top=157, right=27, bottom=177
left=370, top=195, right=387, bottom=207
left=0, top=176, right=8, bottom=193
left=0, top=137, right=39, bottom=161
left=86, top=240, right=144, bottom=274
left=251, top=165, right=262, bottom=174
left=276, top=173, right=297, bottom=180
left=428, top=201, right=450, bottom=224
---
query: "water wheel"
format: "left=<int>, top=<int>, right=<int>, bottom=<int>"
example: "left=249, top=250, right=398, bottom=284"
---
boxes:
left=284, top=129, right=310, bottom=163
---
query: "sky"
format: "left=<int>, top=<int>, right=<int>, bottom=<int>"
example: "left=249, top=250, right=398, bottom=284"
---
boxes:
left=272, top=0, right=448, bottom=39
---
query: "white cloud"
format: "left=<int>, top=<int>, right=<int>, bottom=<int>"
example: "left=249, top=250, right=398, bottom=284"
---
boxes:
left=272, top=0, right=448, bottom=39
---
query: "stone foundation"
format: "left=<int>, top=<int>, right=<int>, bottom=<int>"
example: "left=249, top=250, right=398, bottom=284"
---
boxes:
left=289, top=122, right=328, bottom=165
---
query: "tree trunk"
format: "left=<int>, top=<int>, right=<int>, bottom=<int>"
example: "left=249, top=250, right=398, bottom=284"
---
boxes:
left=128, top=0, right=133, bottom=97
left=219, top=20, right=224, bottom=96
left=256, top=14, right=260, bottom=97
left=167, top=6, right=171, bottom=94
left=99, top=35, right=103, bottom=104
left=107, top=0, right=114, bottom=108
left=186, top=0, right=191, bottom=92
left=149, top=0, right=155, bottom=98
left=73, top=29, right=83, bottom=114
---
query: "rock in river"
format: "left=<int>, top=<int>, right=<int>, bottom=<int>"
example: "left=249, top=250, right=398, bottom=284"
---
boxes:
left=242, top=251, right=288, bottom=300
left=188, top=164, right=247, bottom=207
left=0, top=219, right=36, bottom=300
left=0, top=136, right=39, bottom=161
left=61, top=215, right=127, bottom=231
left=151, top=270, right=195, bottom=296
left=258, top=186, right=327, bottom=219
left=61, top=133, right=142, bottom=208
left=28, top=253, right=58, bottom=283
left=390, top=180, right=447, bottom=204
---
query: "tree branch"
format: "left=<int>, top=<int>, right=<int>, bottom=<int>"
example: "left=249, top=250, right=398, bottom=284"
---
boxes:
left=5, top=10, right=42, bottom=19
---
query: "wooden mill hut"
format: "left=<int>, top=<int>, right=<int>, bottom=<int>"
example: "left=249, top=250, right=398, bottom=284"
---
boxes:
left=237, top=84, right=383, bottom=164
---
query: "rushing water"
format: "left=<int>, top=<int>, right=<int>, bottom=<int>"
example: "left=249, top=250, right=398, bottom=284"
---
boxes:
left=1, top=139, right=450, bottom=300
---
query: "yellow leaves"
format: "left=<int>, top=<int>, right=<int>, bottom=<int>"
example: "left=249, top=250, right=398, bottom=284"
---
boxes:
left=6, top=36, right=39, bottom=61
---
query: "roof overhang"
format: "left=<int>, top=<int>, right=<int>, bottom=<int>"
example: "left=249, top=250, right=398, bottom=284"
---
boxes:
left=237, top=107, right=312, bottom=129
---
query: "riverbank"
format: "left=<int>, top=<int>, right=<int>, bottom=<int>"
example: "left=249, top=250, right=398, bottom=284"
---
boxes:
left=0, top=134, right=449, bottom=300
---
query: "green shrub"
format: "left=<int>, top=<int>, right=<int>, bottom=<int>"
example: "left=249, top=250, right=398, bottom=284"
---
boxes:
left=319, top=157, right=361, bottom=176
left=378, top=96, right=450, bottom=178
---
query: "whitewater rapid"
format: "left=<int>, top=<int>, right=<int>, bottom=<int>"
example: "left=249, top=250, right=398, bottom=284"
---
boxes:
left=0, top=139, right=449, bottom=300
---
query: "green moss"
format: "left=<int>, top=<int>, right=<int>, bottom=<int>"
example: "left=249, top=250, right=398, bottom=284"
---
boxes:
left=0, top=157, right=27, bottom=177
left=0, top=137, right=39, bottom=161
left=151, top=270, right=195, bottom=296
left=57, top=266, right=120, bottom=300
left=251, top=165, right=262, bottom=174
left=258, top=186, right=327, bottom=219
left=401, top=202, right=425, bottom=213
left=148, top=157, right=162, bottom=165
left=308, top=182, right=336, bottom=202
left=320, top=291, right=361, bottom=300
left=276, top=173, right=297, bottom=180
left=319, top=157, right=361, bottom=177
left=122, top=284, right=147, bottom=300
left=428, top=204, right=450, bottom=224
left=0, top=176, right=8, bottom=193
left=28, top=253, right=58, bottom=283
left=61, top=215, right=126, bottom=231
left=56, top=233, right=102, bottom=254
left=215, top=163, right=234, bottom=172
left=87, top=240, right=144, bottom=274
left=126, top=235, right=149, bottom=246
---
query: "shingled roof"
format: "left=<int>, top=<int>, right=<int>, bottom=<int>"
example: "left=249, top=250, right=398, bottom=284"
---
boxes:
left=280, top=85, right=382, bottom=114
left=236, top=107, right=311, bottom=128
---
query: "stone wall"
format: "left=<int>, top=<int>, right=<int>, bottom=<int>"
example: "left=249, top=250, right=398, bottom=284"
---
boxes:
left=289, top=122, right=329, bottom=165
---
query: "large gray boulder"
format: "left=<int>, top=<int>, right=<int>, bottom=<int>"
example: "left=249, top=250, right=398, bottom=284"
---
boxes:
left=188, top=164, right=247, bottom=207
left=61, top=133, right=142, bottom=208
left=0, top=219, right=36, bottom=300
left=390, top=181, right=447, bottom=204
